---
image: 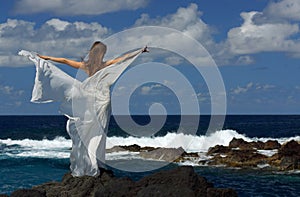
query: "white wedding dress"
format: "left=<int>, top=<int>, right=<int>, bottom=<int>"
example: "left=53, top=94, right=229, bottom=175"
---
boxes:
left=19, top=48, right=142, bottom=177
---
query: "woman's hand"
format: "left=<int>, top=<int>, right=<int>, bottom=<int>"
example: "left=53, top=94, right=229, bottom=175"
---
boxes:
left=37, top=54, right=50, bottom=60
left=142, top=46, right=149, bottom=53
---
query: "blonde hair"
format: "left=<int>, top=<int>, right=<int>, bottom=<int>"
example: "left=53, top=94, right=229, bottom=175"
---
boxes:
left=84, top=41, right=107, bottom=76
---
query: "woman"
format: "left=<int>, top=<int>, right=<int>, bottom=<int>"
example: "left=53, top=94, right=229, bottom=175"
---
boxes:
left=19, top=42, right=148, bottom=177
left=38, top=41, right=148, bottom=77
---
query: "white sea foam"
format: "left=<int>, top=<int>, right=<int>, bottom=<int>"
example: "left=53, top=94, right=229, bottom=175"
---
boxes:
left=0, top=137, right=71, bottom=159
left=257, top=149, right=278, bottom=157
left=106, top=129, right=249, bottom=152
left=6, top=150, right=70, bottom=159
left=177, top=160, right=201, bottom=167
left=106, top=151, right=141, bottom=160
left=250, top=136, right=300, bottom=144
left=0, top=137, right=71, bottom=149
left=257, top=164, right=271, bottom=169
left=0, top=130, right=299, bottom=160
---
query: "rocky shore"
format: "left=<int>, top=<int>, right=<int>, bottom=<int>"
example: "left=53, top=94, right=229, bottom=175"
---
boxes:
left=6, top=166, right=237, bottom=197
left=4, top=138, right=299, bottom=196
left=107, top=138, right=300, bottom=171
left=206, top=138, right=300, bottom=170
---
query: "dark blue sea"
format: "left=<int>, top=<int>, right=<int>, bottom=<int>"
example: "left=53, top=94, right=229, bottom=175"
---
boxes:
left=0, top=115, right=300, bottom=196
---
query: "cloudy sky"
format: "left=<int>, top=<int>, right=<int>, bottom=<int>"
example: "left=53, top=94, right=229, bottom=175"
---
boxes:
left=0, top=0, right=299, bottom=115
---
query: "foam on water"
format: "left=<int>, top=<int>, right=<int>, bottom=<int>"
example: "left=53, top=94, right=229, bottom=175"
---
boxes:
left=0, top=129, right=299, bottom=160
left=106, top=151, right=141, bottom=160
left=0, top=137, right=71, bottom=159
left=257, top=149, right=278, bottom=157
left=107, top=129, right=300, bottom=152
left=0, top=137, right=71, bottom=149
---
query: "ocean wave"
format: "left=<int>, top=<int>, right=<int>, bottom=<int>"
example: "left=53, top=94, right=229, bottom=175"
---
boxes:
left=0, top=136, right=71, bottom=149
left=0, top=130, right=299, bottom=159
left=106, top=129, right=300, bottom=152
left=0, top=137, right=71, bottom=159
left=106, top=151, right=141, bottom=161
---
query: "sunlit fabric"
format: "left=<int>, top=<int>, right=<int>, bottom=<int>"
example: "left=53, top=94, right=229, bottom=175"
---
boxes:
left=19, top=49, right=142, bottom=176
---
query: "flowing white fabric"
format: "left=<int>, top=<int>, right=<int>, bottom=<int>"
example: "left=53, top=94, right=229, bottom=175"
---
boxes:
left=18, top=49, right=142, bottom=176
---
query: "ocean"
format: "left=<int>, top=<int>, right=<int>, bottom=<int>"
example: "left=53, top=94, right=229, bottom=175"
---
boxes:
left=0, top=115, right=300, bottom=196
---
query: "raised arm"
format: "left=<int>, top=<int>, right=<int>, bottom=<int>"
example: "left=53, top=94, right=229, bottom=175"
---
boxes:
left=104, top=46, right=149, bottom=67
left=38, top=55, right=84, bottom=70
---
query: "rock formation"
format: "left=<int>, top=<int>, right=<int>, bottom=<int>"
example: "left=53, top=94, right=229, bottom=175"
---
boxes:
left=9, top=166, right=237, bottom=197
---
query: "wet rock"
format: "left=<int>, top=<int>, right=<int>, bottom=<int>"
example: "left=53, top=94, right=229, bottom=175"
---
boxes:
left=209, top=149, right=268, bottom=168
left=10, top=189, right=45, bottom=197
left=9, top=167, right=237, bottom=197
left=139, top=147, right=185, bottom=162
left=106, top=144, right=157, bottom=153
left=106, top=146, right=126, bottom=153
left=119, top=144, right=141, bottom=152
left=264, top=140, right=281, bottom=150
left=173, top=151, right=199, bottom=163
left=251, top=141, right=265, bottom=149
left=207, top=139, right=298, bottom=170
left=207, top=145, right=231, bottom=155
left=277, top=140, right=300, bottom=170
left=229, top=138, right=264, bottom=150
left=133, top=166, right=237, bottom=197
left=278, top=140, right=300, bottom=157
left=229, top=138, right=253, bottom=150
left=94, top=177, right=135, bottom=197
left=182, top=152, right=199, bottom=157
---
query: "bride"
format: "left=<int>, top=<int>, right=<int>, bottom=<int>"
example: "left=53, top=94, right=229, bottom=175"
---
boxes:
left=19, top=42, right=148, bottom=176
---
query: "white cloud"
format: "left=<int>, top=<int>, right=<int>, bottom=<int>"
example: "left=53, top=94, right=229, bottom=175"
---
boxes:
left=227, top=11, right=300, bottom=55
left=135, top=3, right=213, bottom=45
left=0, top=85, right=13, bottom=95
left=235, top=55, right=255, bottom=65
left=195, top=92, right=208, bottom=103
left=231, top=82, right=253, bottom=95
left=0, top=18, right=109, bottom=67
left=0, top=84, right=24, bottom=96
left=263, top=0, right=300, bottom=21
left=46, top=19, right=70, bottom=31
left=164, top=56, right=184, bottom=66
left=262, top=84, right=275, bottom=90
left=2, top=1, right=300, bottom=69
left=231, top=82, right=276, bottom=95
left=132, top=3, right=300, bottom=65
left=122, top=3, right=220, bottom=67
left=14, top=0, right=149, bottom=16
left=140, top=84, right=162, bottom=95
left=163, top=80, right=175, bottom=87
left=218, top=0, right=300, bottom=64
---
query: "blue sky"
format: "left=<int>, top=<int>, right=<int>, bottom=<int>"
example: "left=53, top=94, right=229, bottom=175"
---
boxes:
left=0, top=0, right=299, bottom=115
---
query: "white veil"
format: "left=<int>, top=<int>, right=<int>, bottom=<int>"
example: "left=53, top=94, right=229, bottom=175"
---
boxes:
left=19, top=48, right=142, bottom=176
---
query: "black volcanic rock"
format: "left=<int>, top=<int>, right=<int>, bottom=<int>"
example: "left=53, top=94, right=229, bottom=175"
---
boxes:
left=229, top=138, right=265, bottom=150
left=208, top=149, right=268, bottom=168
left=278, top=140, right=300, bottom=158
left=139, top=147, right=185, bottom=162
left=106, top=144, right=157, bottom=153
left=277, top=140, right=300, bottom=170
left=229, top=138, right=251, bottom=149
left=264, top=140, right=281, bottom=150
left=207, top=145, right=231, bottom=155
left=8, top=166, right=237, bottom=197
left=10, top=189, right=45, bottom=197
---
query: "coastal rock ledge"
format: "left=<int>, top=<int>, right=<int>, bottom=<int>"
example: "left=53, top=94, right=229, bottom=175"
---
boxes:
left=7, top=166, right=237, bottom=197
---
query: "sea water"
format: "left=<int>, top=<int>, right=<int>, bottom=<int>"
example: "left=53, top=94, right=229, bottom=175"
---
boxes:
left=0, top=115, right=300, bottom=196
